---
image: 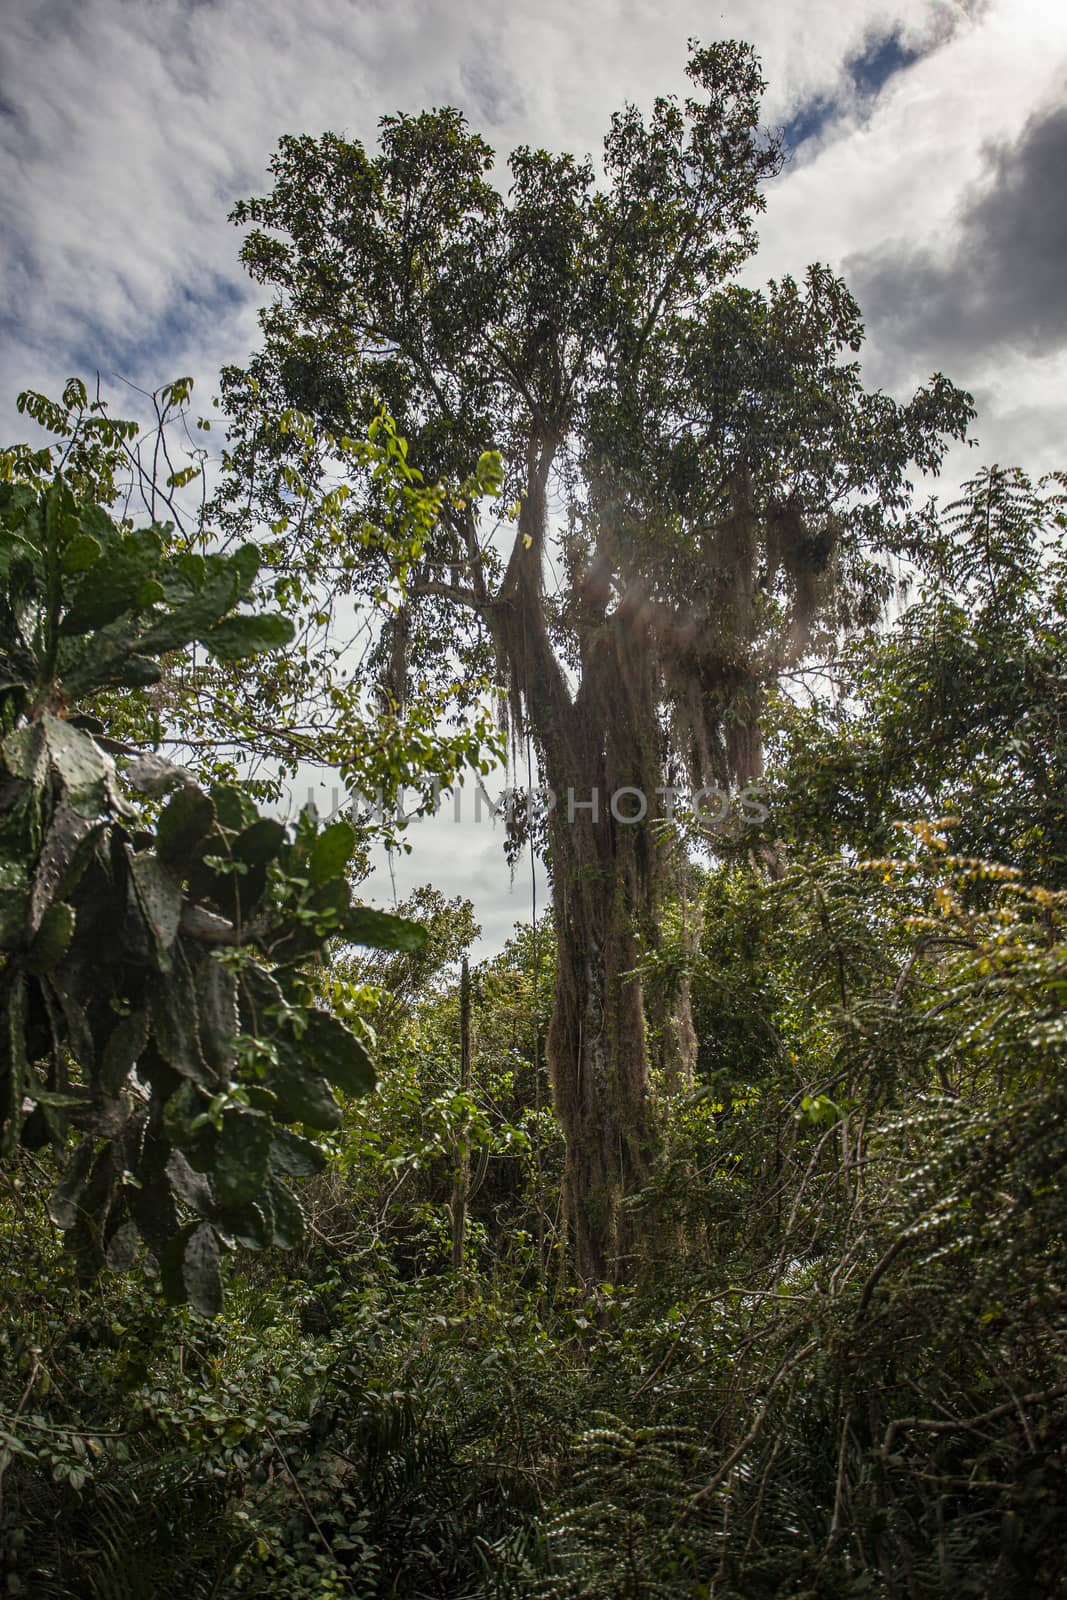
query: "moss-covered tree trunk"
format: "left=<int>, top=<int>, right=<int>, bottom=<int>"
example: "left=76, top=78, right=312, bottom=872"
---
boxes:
left=494, top=458, right=692, bottom=1281
left=545, top=788, right=659, bottom=1283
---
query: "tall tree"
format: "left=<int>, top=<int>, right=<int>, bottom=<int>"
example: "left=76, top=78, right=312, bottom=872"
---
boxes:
left=223, top=40, right=973, bottom=1279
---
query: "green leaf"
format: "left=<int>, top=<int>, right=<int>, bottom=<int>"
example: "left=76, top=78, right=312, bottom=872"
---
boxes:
left=49, top=1136, right=97, bottom=1228
left=136, top=566, right=244, bottom=656
left=214, top=1108, right=273, bottom=1208
left=61, top=618, right=142, bottom=700
left=160, top=1223, right=195, bottom=1305
left=237, top=961, right=288, bottom=1037
left=63, top=1142, right=116, bottom=1278
left=46, top=720, right=110, bottom=811
left=148, top=952, right=213, bottom=1086
left=216, top=1195, right=273, bottom=1251
left=195, top=957, right=237, bottom=1077
left=113, top=654, right=164, bottom=688
left=268, top=1178, right=305, bottom=1248
left=210, top=783, right=256, bottom=832
left=274, top=879, right=352, bottom=968
left=343, top=905, right=428, bottom=952
left=61, top=525, right=163, bottom=634
left=164, top=1085, right=219, bottom=1174
left=25, top=901, right=75, bottom=973
left=302, top=1009, right=375, bottom=1097
left=16, top=716, right=112, bottom=815
left=156, top=786, right=216, bottom=870
left=127, top=851, right=183, bottom=970
left=235, top=816, right=287, bottom=869
left=268, top=1127, right=326, bottom=1178
left=0, top=527, right=43, bottom=588
left=76, top=504, right=117, bottom=541
left=1, top=721, right=49, bottom=788
left=31, top=1087, right=90, bottom=1111
left=104, top=1218, right=138, bottom=1272
left=190, top=815, right=284, bottom=919
left=312, top=877, right=351, bottom=920
left=98, top=1009, right=150, bottom=1097
left=165, top=1149, right=214, bottom=1216
left=201, top=612, right=295, bottom=661
left=61, top=533, right=101, bottom=573
left=309, top=819, right=356, bottom=884
left=127, top=1127, right=178, bottom=1253
left=267, top=1055, right=341, bottom=1131
left=231, top=544, right=261, bottom=597
left=31, top=802, right=101, bottom=935
left=48, top=974, right=95, bottom=1073
left=162, top=1221, right=223, bottom=1316
left=126, top=754, right=197, bottom=798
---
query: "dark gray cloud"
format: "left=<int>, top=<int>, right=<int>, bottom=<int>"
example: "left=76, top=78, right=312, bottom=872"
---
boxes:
left=846, top=94, right=1067, bottom=383
left=459, top=57, right=524, bottom=128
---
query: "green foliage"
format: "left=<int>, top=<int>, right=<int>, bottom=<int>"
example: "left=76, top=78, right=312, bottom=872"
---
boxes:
left=298, top=909, right=556, bottom=1285
left=0, top=475, right=425, bottom=1312
left=4, top=373, right=507, bottom=836
left=0, top=479, right=290, bottom=720
left=3, top=829, right=1065, bottom=1597
left=758, top=466, right=1067, bottom=883
left=2, top=378, right=144, bottom=507
left=198, top=390, right=507, bottom=828
left=0, top=1192, right=565, bottom=1599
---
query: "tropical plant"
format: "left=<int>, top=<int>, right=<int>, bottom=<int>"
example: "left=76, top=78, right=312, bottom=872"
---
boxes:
left=0, top=453, right=423, bottom=1313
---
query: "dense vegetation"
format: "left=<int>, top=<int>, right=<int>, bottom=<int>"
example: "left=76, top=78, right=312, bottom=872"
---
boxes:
left=2, top=39, right=1066, bottom=1600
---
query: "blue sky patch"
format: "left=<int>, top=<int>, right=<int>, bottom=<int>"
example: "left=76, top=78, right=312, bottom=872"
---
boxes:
left=781, top=29, right=924, bottom=154
left=849, top=31, right=923, bottom=98
left=781, top=97, right=836, bottom=152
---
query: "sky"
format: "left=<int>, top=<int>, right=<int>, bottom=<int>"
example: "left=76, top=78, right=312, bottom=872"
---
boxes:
left=2, top=0, right=1066, bottom=952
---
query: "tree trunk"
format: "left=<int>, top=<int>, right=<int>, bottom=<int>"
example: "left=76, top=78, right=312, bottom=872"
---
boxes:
left=546, top=808, right=658, bottom=1282
left=492, top=445, right=696, bottom=1282
left=450, top=955, right=472, bottom=1271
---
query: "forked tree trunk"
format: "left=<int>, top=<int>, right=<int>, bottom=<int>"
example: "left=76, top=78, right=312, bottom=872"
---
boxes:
left=494, top=463, right=695, bottom=1280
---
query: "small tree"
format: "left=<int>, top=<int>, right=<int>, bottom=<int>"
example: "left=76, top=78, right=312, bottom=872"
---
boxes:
left=758, top=466, right=1067, bottom=885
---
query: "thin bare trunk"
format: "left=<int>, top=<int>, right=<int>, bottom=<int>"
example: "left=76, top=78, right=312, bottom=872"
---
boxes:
left=450, top=956, right=472, bottom=1271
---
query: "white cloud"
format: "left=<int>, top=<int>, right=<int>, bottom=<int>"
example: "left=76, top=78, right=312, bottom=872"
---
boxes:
left=0, top=0, right=980, bottom=396
left=361, top=797, right=551, bottom=957
left=751, top=0, right=1067, bottom=405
